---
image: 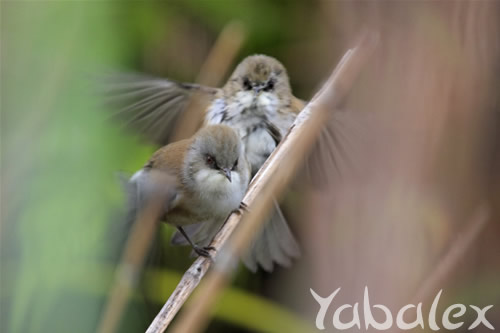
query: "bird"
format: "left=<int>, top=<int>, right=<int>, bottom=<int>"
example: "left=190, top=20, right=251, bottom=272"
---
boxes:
left=205, top=55, right=305, bottom=174
left=123, top=124, right=250, bottom=258
left=104, top=55, right=304, bottom=271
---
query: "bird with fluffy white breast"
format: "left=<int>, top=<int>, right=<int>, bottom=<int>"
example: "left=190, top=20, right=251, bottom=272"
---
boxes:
left=106, top=55, right=303, bottom=271
left=124, top=124, right=250, bottom=257
left=205, top=55, right=303, bottom=174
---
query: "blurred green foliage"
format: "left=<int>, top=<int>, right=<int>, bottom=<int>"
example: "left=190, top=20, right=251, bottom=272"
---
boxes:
left=1, top=1, right=318, bottom=332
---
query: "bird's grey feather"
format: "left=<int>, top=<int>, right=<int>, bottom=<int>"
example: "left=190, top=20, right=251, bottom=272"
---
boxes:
left=304, top=110, right=370, bottom=188
left=172, top=200, right=300, bottom=272
left=100, top=72, right=218, bottom=145
left=242, top=200, right=300, bottom=272
left=123, top=169, right=179, bottom=227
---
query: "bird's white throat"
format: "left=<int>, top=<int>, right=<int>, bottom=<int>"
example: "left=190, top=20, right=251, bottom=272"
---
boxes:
left=194, top=169, right=241, bottom=195
left=193, top=169, right=244, bottom=215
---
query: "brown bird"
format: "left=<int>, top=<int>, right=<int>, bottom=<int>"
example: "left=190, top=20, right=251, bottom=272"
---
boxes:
left=124, top=124, right=250, bottom=257
left=106, top=55, right=304, bottom=271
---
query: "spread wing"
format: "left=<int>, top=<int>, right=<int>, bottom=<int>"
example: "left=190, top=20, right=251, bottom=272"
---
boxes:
left=304, top=110, right=373, bottom=187
left=242, top=200, right=301, bottom=272
left=100, top=72, right=219, bottom=145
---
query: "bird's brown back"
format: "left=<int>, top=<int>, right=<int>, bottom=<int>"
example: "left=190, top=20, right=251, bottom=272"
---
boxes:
left=145, top=138, right=193, bottom=178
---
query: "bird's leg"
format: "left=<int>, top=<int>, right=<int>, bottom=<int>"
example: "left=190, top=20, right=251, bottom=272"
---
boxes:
left=176, top=226, right=215, bottom=258
left=177, top=201, right=250, bottom=258
left=212, top=202, right=250, bottom=242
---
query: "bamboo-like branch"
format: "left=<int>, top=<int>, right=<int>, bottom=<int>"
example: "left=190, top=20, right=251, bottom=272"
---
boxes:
left=411, top=204, right=490, bottom=304
left=171, top=21, right=246, bottom=141
left=146, top=34, right=379, bottom=333
left=96, top=21, right=246, bottom=333
left=96, top=192, right=167, bottom=333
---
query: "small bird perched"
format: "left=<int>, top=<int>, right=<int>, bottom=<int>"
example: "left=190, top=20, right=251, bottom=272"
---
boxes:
left=205, top=55, right=304, bottom=174
left=125, top=124, right=250, bottom=257
left=106, top=55, right=303, bottom=271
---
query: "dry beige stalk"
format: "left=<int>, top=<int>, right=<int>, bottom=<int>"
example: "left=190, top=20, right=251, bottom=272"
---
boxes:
left=412, top=205, right=490, bottom=304
left=171, top=21, right=246, bottom=141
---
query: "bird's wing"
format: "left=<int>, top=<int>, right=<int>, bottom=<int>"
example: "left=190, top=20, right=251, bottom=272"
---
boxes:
left=126, top=169, right=180, bottom=222
left=100, top=72, right=219, bottom=146
left=242, top=200, right=301, bottom=273
left=303, top=110, right=373, bottom=187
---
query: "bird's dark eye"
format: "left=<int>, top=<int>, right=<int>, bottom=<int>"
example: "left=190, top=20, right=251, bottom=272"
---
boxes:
left=232, top=159, right=238, bottom=170
left=206, top=155, right=216, bottom=168
left=243, top=77, right=252, bottom=90
left=263, top=79, right=275, bottom=92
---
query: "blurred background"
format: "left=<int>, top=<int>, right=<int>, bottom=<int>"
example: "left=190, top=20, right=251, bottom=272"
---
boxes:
left=1, top=1, right=499, bottom=332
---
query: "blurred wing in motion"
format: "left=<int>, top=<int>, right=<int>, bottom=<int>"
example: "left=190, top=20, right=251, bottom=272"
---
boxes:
left=304, top=110, right=373, bottom=187
left=100, top=73, right=219, bottom=145
left=242, top=200, right=301, bottom=273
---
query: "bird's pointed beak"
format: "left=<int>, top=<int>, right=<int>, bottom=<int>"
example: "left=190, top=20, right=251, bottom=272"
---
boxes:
left=221, top=168, right=232, bottom=182
left=253, top=86, right=262, bottom=95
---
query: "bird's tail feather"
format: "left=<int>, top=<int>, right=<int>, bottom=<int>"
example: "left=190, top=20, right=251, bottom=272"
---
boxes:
left=171, top=200, right=300, bottom=272
left=242, top=200, right=300, bottom=272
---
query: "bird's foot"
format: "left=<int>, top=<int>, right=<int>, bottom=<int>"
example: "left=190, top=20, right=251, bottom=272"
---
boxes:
left=193, top=245, right=216, bottom=258
left=232, top=201, right=249, bottom=215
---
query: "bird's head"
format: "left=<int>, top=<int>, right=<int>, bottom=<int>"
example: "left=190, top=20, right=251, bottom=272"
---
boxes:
left=226, top=55, right=291, bottom=99
left=185, top=125, right=249, bottom=193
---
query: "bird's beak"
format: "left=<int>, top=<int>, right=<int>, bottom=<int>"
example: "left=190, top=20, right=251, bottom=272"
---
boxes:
left=221, top=168, right=232, bottom=182
left=253, top=86, right=262, bottom=95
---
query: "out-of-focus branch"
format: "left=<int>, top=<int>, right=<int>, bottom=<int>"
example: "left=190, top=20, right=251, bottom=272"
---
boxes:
left=96, top=194, right=165, bottom=333
left=146, top=33, right=379, bottom=333
left=95, top=21, right=246, bottom=333
left=171, top=21, right=246, bottom=141
left=96, top=170, right=178, bottom=333
left=412, top=204, right=490, bottom=304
